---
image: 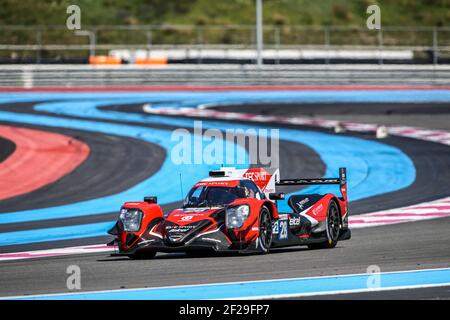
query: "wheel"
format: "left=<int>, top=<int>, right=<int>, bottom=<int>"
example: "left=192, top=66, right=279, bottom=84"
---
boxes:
left=127, top=251, right=157, bottom=260
left=258, top=207, right=273, bottom=254
left=308, top=200, right=340, bottom=249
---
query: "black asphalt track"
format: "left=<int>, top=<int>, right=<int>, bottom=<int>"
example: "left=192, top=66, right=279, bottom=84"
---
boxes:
left=0, top=136, right=15, bottom=163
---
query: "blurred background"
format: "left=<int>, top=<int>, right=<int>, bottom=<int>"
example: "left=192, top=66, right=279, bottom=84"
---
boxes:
left=0, top=0, right=449, bottom=65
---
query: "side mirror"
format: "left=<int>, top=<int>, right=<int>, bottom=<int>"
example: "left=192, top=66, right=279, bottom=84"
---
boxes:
left=144, top=196, right=157, bottom=204
left=269, top=192, right=285, bottom=200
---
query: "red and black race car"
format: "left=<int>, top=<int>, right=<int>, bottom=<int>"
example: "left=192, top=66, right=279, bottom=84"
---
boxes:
left=107, top=167, right=351, bottom=259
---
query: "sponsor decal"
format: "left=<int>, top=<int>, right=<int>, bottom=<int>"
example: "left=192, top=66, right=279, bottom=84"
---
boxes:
left=312, top=203, right=324, bottom=216
left=289, top=217, right=301, bottom=226
left=174, top=210, right=208, bottom=216
left=181, top=215, right=194, bottom=221
left=166, top=225, right=195, bottom=233
left=195, top=180, right=239, bottom=188
left=243, top=168, right=271, bottom=191
left=168, top=235, right=183, bottom=242
left=296, top=197, right=310, bottom=210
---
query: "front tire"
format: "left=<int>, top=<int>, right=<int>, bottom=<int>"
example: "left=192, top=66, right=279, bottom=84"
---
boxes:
left=258, top=207, right=273, bottom=254
left=308, top=200, right=340, bottom=249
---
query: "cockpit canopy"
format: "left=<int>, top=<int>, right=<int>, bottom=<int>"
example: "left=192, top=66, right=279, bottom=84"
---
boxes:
left=183, top=179, right=264, bottom=208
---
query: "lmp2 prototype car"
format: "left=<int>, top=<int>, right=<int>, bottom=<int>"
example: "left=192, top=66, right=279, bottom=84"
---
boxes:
left=107, top=167, right=351, bottom=259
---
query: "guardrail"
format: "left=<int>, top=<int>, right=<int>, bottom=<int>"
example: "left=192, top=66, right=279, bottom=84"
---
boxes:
left=1, top=64, right=449, bottom=87
left=1, top=25, right=449, bottom=64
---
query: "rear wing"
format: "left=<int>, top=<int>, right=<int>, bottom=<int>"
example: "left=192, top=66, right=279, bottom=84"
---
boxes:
left=276, top=168, right=347, bottom=200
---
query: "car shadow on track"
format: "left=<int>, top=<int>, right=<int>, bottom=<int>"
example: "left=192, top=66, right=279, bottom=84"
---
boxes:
left=96, top=245, right=318, bottom=262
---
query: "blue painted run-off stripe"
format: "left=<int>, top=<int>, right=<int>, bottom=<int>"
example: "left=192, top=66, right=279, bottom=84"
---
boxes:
left=0, top=222, right=113, bottom=247
left=7, top=268, right=450, bottom=300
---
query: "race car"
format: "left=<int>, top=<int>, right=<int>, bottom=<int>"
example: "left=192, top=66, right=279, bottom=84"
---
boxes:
left=107, top=167, right=351, bottom=259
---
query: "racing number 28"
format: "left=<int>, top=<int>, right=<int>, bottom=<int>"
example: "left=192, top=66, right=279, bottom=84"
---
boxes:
left=273, top=220, right=288, bottom=240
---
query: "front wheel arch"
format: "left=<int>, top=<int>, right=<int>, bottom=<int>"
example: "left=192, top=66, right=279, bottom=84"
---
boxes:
left=261, top=200, right=278, bottom=220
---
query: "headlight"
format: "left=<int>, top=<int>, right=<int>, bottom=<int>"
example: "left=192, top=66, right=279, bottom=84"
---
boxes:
left=119, top=208, right=143, bottom=232
left=226, top=205, right=250, bottom=229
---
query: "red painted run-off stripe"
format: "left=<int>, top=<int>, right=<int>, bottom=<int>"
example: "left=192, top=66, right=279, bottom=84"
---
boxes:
left=1, top=84, right=450, bottom=92
left=0, top=126, right=90, bottom=200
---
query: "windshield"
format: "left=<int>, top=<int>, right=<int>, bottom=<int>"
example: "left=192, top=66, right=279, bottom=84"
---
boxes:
left=183, top=186, right=245, bottom=208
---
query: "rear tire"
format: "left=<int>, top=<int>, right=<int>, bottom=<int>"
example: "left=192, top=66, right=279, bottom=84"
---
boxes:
left=258, top=207, right=272, bottom=254
left=308, top=200, right=340, bottom=249
left=127, top=251, right=157, bottom=260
